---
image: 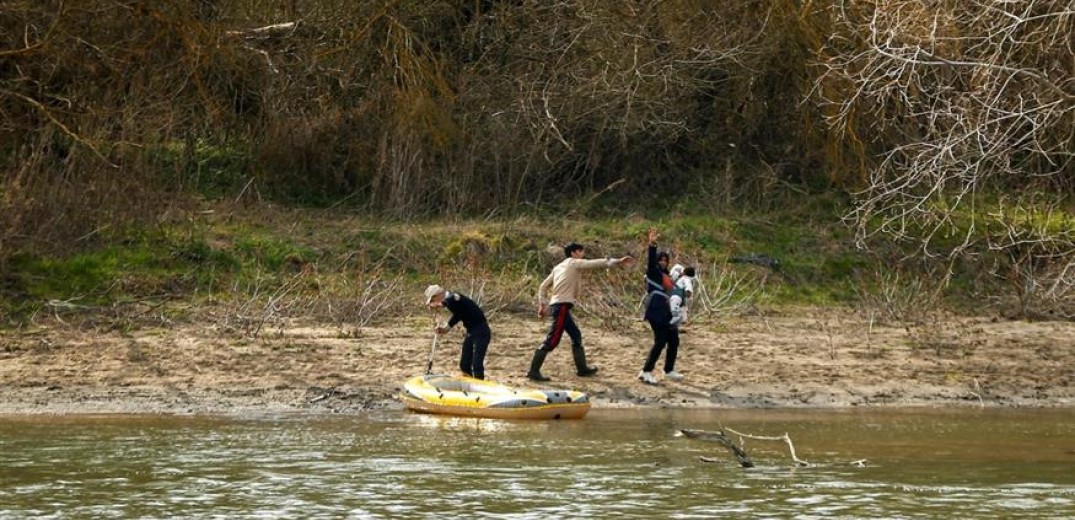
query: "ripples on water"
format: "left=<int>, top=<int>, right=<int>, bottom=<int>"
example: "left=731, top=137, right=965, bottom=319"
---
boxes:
left=1, top=408, right=1073, bottom=518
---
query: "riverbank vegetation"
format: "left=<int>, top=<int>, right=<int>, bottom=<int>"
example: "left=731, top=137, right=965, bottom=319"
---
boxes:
left=2, top=1, right=1073, bottom=330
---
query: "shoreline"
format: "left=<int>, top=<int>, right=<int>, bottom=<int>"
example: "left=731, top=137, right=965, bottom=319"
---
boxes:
left=1, top=383, right=1071, bottom=416
left=2, top=311, right=1073, bottom=415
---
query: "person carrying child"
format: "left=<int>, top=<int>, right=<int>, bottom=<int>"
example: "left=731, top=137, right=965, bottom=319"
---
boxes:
left=638, top=229, right=684, bottom=384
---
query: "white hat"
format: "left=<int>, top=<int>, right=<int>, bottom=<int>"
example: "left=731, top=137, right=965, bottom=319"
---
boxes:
left=424, top=284, right=445, bottom=304
left=670, top=264, right=685, bottom=281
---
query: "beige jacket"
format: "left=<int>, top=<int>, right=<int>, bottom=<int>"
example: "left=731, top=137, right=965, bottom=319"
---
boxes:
left=538, top=257, right=621, bottom=305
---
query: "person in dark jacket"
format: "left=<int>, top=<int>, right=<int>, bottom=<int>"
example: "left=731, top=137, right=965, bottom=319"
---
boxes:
left=425, top=284, right=491, bottom=380
left=638, top=229, right=682, bottom=384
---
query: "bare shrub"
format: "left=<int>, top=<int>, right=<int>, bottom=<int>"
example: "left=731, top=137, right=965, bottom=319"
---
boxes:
left=584, top=268, right=643, bottom=334
left=1, top=1, right=253, bottom=259
left=31, top=292, right=175, bottom=334
left=852, top=263, right=986, bottom=356
left=817, top=0, right=1075, bottom=319
left=692, top=262, right=766, bottom=319
left=819, top=1, right=1073, bottom=238
left=302, top=275, right=403, bottom=332
left=985, top=198, right=1075, bottom=319
left=213, top=271, right=309, bottom=339
left=852, top=267, right=943, bottom=326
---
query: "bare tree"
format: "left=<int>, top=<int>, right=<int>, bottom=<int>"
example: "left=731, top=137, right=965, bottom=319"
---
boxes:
left=817, top=0, right=1075, bottom=316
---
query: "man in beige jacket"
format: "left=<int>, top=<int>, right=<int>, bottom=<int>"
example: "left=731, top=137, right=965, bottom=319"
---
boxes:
left=527, top=242, right=635, bottom=381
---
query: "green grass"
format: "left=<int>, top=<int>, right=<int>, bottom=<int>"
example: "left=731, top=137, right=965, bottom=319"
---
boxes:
left=8, top=243, right=177, bottom=306
left=232, top=235, right=318, bottom=272
left=1, top=190, right=1059, bottom=324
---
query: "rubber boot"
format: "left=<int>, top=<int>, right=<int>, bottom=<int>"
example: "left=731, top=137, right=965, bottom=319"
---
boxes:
left=526, top=349, right=551, bottom=382
left=473, top=372, right=484, bottom=380
left=572, top=344, right=599, bottom=377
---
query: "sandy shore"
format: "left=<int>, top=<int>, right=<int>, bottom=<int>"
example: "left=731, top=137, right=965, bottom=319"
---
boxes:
left=1, top=309, right=1073, bottom=415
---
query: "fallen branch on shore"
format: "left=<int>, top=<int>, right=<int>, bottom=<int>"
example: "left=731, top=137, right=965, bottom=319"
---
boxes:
left=679, top=428, right=810, bottom=467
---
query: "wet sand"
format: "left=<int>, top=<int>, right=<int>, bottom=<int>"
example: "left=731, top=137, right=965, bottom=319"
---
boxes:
left=2, top=309, right=1072, bottom=414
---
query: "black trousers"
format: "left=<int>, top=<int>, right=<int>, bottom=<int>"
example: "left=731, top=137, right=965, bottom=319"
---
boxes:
left=459, top=325, right=491, bottom=377
left=643, top=320, right=679, bottom=373
left=540, top=303, right=582, bottom=352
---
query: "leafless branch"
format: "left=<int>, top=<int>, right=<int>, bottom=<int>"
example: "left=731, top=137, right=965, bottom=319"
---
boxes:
left=0, top=88, right=117, bottom=167
left=680, top=427, right=810, bottom=467
left=818, top=0, right=1075, bottom=317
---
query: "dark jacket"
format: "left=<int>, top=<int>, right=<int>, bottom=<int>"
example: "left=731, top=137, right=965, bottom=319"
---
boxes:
left=643, top=245, right=672, bottom=324
left=443, top=292, right=490, bottom=332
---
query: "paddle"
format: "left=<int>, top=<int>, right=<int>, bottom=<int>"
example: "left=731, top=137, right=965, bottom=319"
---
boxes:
left=425, top=310, right=439, bottom=375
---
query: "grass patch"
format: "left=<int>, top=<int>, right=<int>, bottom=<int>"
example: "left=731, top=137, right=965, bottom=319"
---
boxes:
left=233, top=235, right=318, bottom=272
left=7, top=243, right=178, bottom=308
left=3, top=190, right=1057, bottom=326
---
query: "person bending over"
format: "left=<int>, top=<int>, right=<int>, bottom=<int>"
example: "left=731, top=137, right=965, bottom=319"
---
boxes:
left=426, top=284, right=491, bottom=380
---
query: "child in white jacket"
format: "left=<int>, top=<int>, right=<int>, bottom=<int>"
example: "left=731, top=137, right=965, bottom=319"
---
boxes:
left=669, top=292, right=685, bottom=329
left=670, top=264, right=695, bottom=327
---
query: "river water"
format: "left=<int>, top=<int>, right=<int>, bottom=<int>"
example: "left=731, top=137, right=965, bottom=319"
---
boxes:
left=1, top=408, right=1073, bottom=518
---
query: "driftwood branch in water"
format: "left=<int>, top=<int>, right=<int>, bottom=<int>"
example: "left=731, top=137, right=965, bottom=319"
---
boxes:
left=679, top=429, right=754, bottom=468
left=680, top=428, right=810, bottom=467
left=724, top=427, right=810, bottom=467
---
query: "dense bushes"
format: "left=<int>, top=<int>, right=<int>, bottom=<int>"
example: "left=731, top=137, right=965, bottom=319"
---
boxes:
left=2, top=1, right=1072, bottom=316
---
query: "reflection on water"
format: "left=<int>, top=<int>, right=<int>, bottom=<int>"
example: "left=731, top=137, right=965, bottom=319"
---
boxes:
left=1, top=408, right=1073, bottom=518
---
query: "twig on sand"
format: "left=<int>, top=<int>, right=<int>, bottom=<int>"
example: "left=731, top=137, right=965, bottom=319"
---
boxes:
left=969, top=378, right=985, bottom=408
left=309, top=389, right=336, bottom=403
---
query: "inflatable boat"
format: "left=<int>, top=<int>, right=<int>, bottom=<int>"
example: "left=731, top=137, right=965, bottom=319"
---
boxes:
left=399, top=374, right=591, bottom=420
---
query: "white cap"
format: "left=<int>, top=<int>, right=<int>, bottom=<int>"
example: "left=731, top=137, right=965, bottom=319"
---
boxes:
left=424, top=284, right=445, bottom=304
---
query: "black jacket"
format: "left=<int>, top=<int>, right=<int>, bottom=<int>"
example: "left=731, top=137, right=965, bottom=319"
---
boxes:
left=443, top=292, right=489, bottom=331
left=643, top=245, right=672, bottom=324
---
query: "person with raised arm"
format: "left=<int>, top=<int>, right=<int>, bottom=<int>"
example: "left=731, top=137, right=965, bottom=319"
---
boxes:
left=639, top=229, right=683, bottom=384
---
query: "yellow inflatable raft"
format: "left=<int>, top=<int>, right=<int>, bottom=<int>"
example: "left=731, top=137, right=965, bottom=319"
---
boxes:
left=400, top=374, right=591, bottom=420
